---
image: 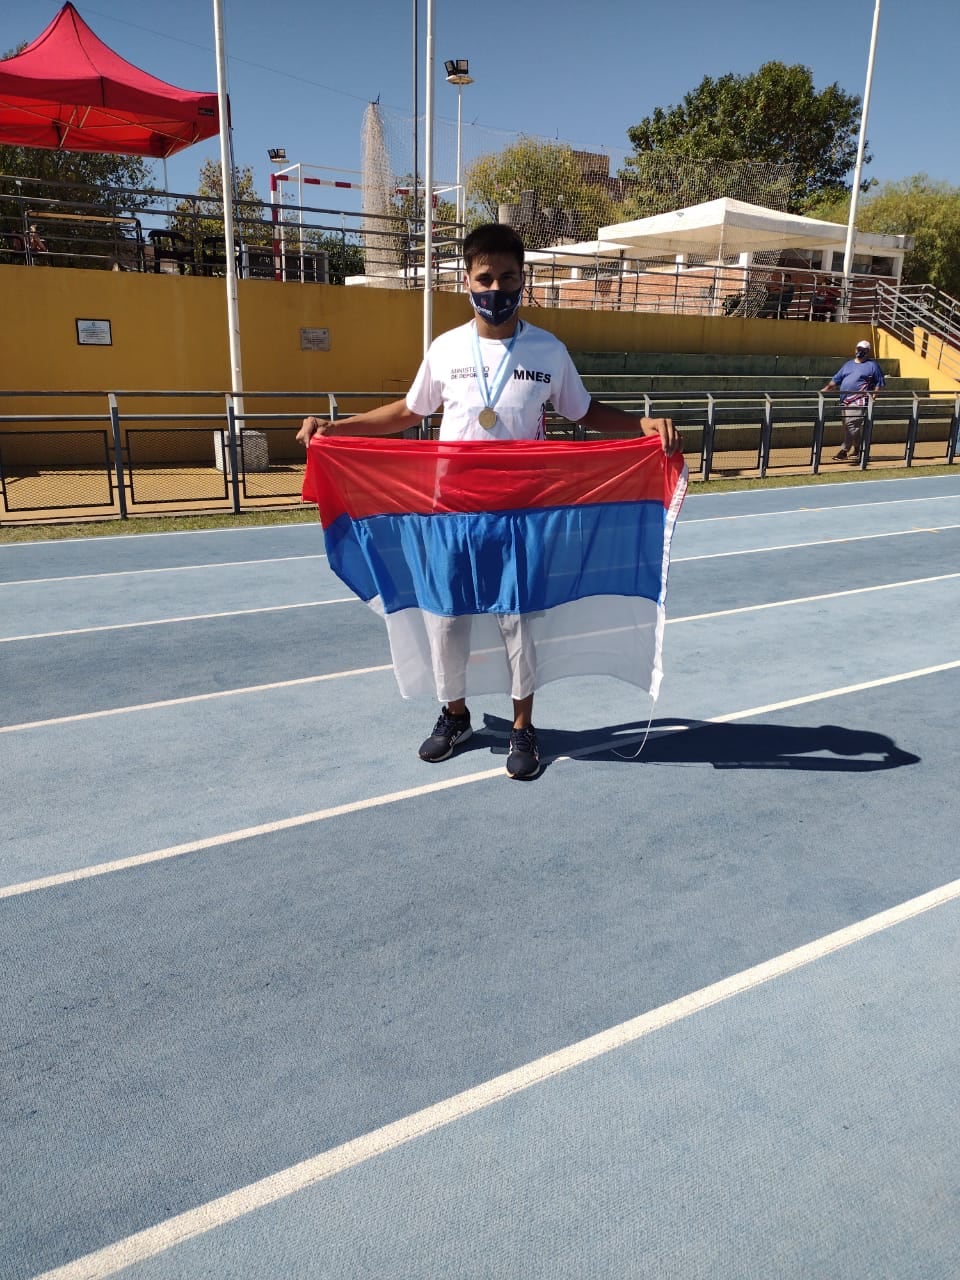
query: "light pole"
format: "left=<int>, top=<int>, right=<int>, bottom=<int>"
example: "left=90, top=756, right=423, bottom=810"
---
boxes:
left=444, top=59, right=473, bottom=231
left=841, top=0, right=881, bottom=321
left=267, top=147, right=287, bottom=282
left=212, top=0, right=244, bottom=464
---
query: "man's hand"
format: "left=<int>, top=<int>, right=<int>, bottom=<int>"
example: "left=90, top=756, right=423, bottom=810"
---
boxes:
left=296, top=416, right=329, bottom=447
left=639, top=416, right=681, bottom=456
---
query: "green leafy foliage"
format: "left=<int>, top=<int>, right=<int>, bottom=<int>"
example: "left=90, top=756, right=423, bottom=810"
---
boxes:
left=464, top=138, right=619, bottom=246
left=170, top=159, right=270, bottom=247
left=807, top=176, right=960, bottom=297
left=0, top=145, right=153, bottom=268
left=301, top=232, right=366, bottom=284
left=624, top=63, right=865, bottom=211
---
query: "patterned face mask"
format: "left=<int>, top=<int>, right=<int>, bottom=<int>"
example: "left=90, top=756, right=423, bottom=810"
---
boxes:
left=469, top=286, right=523, bottom=327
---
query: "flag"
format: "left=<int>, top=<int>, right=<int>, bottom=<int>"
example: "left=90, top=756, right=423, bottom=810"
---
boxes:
left=303, top=436, right=687, bottom=700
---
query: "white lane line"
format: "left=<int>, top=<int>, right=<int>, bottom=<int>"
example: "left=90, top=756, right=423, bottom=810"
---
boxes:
left=33, top=872, right=960, bottom=1280
left=673, top=522, right=960, bottom=562
left=0, top=598, right=355, bottom=644
left=682, top=491, right=960, bottom=524
left=0, top=666, right=394, bottom=735
left=4, top=573, right=957, bottom=735
left=670, top=571, right=960, bottom=624
left=6, top=524, right=960, bottom=645
left=0, top=553, right=326, bottom=588
left=4, top=659, right=959, bottom=903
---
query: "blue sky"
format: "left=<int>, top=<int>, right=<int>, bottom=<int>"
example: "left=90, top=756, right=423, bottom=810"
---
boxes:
left=5, top=0, right=959, bottom=206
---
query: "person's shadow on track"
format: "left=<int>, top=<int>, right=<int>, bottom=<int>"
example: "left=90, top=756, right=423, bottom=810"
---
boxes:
left=480, top=715, right=920, bottom=779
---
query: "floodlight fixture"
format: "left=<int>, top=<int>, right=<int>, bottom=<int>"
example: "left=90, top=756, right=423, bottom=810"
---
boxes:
left=444, top=58, right=472, bottom=84
left=267, top=147, right=287, bottom=162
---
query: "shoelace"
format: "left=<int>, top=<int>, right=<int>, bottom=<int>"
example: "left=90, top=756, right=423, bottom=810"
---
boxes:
left=434, top=709, right=466, bottom=736
left=510, top=727, right=537, bottom=755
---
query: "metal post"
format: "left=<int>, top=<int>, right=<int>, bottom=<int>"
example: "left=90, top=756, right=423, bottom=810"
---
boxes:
left=296, top=163, right=305, bottom=282
left=455, top=82, right=463, bottom=228
left=859, top=397, right=875, bottom=470
left=813, top=392, right=826, bottom=473
left=703, top=394, right=716, bottom=481
left=841, top=0, right=882, bottom=321
left=107, top=393, right=128, bottom=519
left=760, top=394, right=773, bottom=477
left=948, top=394, right=960, bottom=464
left=412, top=0, right=419, bottom=227
left=225, top=395, right=241, bottom=514
left=422, top=0, right=435, bottom=356
left=905, top=391, right=920, bottom=467
left=212, top=0, right=245, bottom=432
left=269, top=171, right=282, bottom=281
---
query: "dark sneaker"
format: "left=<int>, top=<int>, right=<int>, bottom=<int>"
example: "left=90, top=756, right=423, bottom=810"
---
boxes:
left=419, top=706, right=472, bottom=762
left=833, top=448, right=849, bottom=460
left=506, top=725, right=541, bottom=779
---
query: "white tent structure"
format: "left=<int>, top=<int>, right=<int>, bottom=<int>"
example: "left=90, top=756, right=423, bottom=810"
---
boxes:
left=525, top=239, right=646, bottom=268
left=596, top=197, right=911, bottom=279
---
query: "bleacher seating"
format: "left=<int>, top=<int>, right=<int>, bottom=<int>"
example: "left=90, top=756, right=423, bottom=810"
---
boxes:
left=566, top=351, right=952, bottom=475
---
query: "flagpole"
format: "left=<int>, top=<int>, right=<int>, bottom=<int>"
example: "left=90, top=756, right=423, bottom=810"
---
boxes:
left=841, top=0, right=881, bottom=320
left=212, top=0, right=244, bottom=423
left=422, top=0, right=434, bottom=358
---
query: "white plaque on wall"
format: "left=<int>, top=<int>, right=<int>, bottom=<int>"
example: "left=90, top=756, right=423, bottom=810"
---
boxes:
left=299, top=327, right=330, bottom=351
left=76, top=318, right=112, bottom=346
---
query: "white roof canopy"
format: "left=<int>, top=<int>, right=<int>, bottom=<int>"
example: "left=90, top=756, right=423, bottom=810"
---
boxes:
left=597, top=197, right=912, bottom=259
left=525, top=239, right=645, bottom=267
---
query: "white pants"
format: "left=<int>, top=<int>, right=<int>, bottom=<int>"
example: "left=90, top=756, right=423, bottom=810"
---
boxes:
left=424, top=612, right=538, bottom=702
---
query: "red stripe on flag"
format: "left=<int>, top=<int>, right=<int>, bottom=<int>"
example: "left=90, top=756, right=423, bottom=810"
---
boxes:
left=303, top=437, right=684, bottom=528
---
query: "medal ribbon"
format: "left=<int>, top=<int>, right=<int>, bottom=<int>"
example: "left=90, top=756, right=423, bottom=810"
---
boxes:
left=471, top=321, right=521, bottom=422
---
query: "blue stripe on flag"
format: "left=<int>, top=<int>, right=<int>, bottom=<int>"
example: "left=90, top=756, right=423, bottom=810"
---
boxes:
left=324, top=500, right=668, bottom=616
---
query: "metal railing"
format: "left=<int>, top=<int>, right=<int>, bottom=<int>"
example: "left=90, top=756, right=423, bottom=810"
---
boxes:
left=868, top=281, right=960, bottom=382
left=1, top=387, right=956, bottom=524
left=0, top=172, right=459, bottom=284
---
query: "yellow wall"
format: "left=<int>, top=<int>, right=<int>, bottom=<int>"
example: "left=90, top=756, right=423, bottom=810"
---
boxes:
left=875, top=329, right=960, bottom=392
left=2, top=264, right=954, bottom=416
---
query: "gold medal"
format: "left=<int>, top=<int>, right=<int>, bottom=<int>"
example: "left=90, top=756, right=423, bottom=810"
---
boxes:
left=478, top=407, right=498, bottom=430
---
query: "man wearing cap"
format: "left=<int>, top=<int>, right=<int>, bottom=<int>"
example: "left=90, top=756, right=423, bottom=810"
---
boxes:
left=821, top=341, right=885, bottom=461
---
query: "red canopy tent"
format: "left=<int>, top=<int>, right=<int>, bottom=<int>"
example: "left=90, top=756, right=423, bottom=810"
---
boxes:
left=0, top=2, right=219, bottom=158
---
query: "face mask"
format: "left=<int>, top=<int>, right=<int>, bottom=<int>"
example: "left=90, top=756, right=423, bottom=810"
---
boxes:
left=469, top=285, right=523, bottom=327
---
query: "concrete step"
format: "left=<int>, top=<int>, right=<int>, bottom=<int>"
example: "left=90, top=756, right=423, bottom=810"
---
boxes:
left=581, top=374, right=929, bottom=396
left=571, top=351, right=902, bottom=378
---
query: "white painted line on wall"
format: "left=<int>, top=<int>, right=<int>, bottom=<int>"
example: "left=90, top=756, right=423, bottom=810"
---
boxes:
left=4, top=659, right=959, bottom=903
left=33, top=870, right=960, bottom=1280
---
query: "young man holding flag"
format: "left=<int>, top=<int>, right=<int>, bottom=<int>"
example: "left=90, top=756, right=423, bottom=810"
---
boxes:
left=298, top=223, right=681, bottom=779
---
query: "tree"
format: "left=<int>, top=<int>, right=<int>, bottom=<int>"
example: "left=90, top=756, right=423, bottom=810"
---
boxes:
left=0, top=143, right=153, bottom=268
left=302, top=231, right=366, bottom=285
left=170, top=159, right=270, bottom=248
left=624, top=63, right=865, bottom=211
left=465, top=138, right=620, bottom=248
left=807, top=176, right=960, bottom=298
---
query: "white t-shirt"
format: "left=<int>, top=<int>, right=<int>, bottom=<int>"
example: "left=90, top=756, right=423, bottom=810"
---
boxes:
left=405, top=319, right=592, bottom=441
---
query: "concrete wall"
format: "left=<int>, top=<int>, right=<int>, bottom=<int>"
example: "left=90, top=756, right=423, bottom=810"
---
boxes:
left=2, top=264, right=954, bottom=419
